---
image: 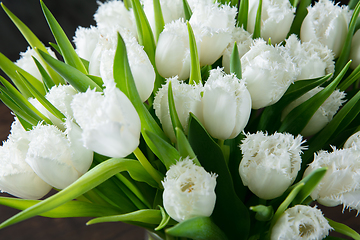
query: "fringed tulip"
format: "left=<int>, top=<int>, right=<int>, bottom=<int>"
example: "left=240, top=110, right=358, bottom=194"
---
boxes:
left=73, top=26, right=101, bottom=61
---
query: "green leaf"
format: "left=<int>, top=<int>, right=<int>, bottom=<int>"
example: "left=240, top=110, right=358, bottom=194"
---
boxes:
left=188, top=114, right=250, bottom=239
left=40, top=0, right=87, bottom=74
left=237, top=0, right=248, bottom=29
left=0, top=197, right=121, bottom=218
left=188, top=22, right=202, bottom=85
left=175, top=127, right=199, bottom=164
left=153, top=0, right=165, bottom=41
left=338, top=61, right=360, bottom=91
left=32, top=57, right=55, bottom=91
left=327, top=218, right=360, bottom=240
left=349, top=0, right=360, bottom=9
left=0, top=3, right=64, bottom=85
left=87, top=75, right=104, bottom=89
left=287, top=0, right=311, bottom=37
left=166, top=217, right=229, bottom=240
left=250, top=205, right=274, bottom=221
left=253, top=0, right=262, bottom=39
left=87, top=209, right=162, bottom=225
left=0, top=158, right=151, bottom=229
left=183, top=0, right=193, bottom=21
left=37, top=48, right=102, bottom=92
left=168, top=81, right=185, bottom=136
left=229, top=42, right=242, bottom=79
left=155, top=205, right=171, bottom=231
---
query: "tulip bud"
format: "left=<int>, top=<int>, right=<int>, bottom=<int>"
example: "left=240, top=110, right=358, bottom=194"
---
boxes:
left=162, top=157, right=217, bottom=222
left=71, top=87, right=141, bottom=158
left=285, top=34, right=335, bottom=81
left=222, top=27, right=253, bottom=74
left=304, top=147, right=360, bottom=211
left=349, top=29, right=360, bottom=69
left=247, top=0, right=295, bottom=44
left=25, top=120, right=93, bottom=189
left=73, top=26, right=101, bottom=61
left=201, top=68, right=252, bottom=140
left=153, top=77, right=202, bottom=142
left=271, top=205, right=332, bottom=240
left=344, top=130, right=360, bottom=148
left=300, top=0, right=352, bottom=58
left=241, top=39, right=297, bottom=109
left=239, top=132, right=306, bottom=200
left=281, top=87, right=346, bottom=137
left=0, top=119, right=52, bottom=199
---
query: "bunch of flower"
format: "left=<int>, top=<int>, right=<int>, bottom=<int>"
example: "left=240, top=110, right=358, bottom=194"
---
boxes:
left=0, top=0, right=359, bottom=239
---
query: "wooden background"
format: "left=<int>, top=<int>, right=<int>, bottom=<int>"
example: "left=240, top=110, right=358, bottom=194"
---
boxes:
left=0, top=0, right=358, bottom=239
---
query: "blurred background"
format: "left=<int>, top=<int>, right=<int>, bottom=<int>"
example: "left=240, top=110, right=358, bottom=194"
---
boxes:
left=0, top=0, right=358, bottom=239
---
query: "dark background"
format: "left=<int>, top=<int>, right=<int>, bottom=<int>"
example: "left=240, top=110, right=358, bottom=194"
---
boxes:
left=0, top=0, right=358, bottom=239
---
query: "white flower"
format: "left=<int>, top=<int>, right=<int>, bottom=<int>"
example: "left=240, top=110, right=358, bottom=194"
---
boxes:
left=241, top=39, right=297, bottom=109
left=285, top=35, right=335, bottom=81
left=162, top=157, right=217, bottom=222
left=304, top=147, right=360, bottom=211
left=344, top=130, right=360, bottom=149
left=71, top=87, right=141, bottom=158
left=349, top=29, right=360, bottom=69
left=281, top=87, right=346, bottom=136
left=200, top=68, right=252, bottom=140
left=222, top=27, right=253, bottom=74
left=239, top=132, right=306, bottom=200
left=73, top=26, right=101, bottom=61
left=25, top=120, right=93, bottom=189
left=155, top=19, right=200, bottom=80
left=271, top=205, right=332, bottom=240
left=247, top=0, right=295, bottom=44
left=15, top=46, right=57, bottom=81
left=0, top=119, right=52, bottom=199
left=190, top=2, right=236, bottom=66
left=153, top=77, right=202, bottom=142
left=300, top=0, right=352, bottom=58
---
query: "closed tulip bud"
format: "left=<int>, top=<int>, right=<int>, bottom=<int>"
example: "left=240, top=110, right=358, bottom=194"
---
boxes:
left=300, top=0, right=352, bottom=58
left=73, top=26, right=101, bottom=61
left=71, top=87, right=141, bottom=158
left=222, top=27, right=253, bottom=74
left=247, top=0, right=295, bottom=44
left=0, top=119, right=52, bottom=199
left=241, top=39, right=297, bottom=109
left=25, top=120, right=93, bottom=189
left=239, top=132, right=306, bottom=200
left=349, top=29, right=360, bottom=69
left=201, top=68, right=252, bottom=140
left=162, top=157, right=217, bottom=222
left=153, top=77, right=202, bottom=142
left=344, top=130, right=360, bottom=148
left=285, top=35, right=335, bottom=81
left=271, top=205, right=332, bottom=240
left=304, top=147, right=360, bottom=211
left=281, top=87, right=346, bottom=137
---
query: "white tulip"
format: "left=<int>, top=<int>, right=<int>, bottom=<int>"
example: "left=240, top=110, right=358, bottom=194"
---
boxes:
left=271, top=205, right=332, bottom=240
left=73, top=26, right=101, bottom=61
left=247, top=0, right=295, bottom=44
left=201, top=68, right=252, bottom=140
left=153, top=77, right=202, bottom=142
left=0, top=119, right=52, bottom=199
left=349, top=29, right=360, bottom=69
left=162, top=157, right=217, bottom=222
left=239, top=131, right=306, bottom=200
left=71, top=87, right=141, bottom=158
left=282, top=87, right=346, bottom=136
left=222, top=27, right=253, bottom=74
left=300, top=0, right=352, bottom=58
left=344, top=130, right=360, bottom=149
left=304, top=147, right=360, bottom=211
left=241, top=39, right=297, bottom=109
left=285, top=34, right=335, bottom=81
left=25, top=120, right=93, bottom=189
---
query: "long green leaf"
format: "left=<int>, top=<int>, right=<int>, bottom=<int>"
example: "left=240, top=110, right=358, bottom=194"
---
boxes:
left=168, top=81, right=185, bottom=136
left=153, top=0, right=165, bottom=41
left=155, top=205, right=171, bottom=231
left=0, top=158, right=151, bottom=229
left=32, top=57, right=55, bottom=92
left=40, top=0, right=87, bottom=74
left=230, top=42, right=242, bottom=79
left=175, top=127, right=199, bottom=163
left=183, top=0, right=193, bottom=21
left=237, top=0, right=248, bottom=29
left=287, top=0, right=311, bottom=37
left=187, top=22, right=201, bottom=85
left=327, top=218, right=360, bottom=240
left=253, top=0, right=262, bottom=39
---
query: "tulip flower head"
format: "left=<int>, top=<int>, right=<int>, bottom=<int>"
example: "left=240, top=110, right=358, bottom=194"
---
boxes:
left=162, top=157, right=217, bottom=222
left=73, top=26, right=101, bottom=61
left=344, top=130, right=360, bottom=149
left=239, top=131, right=306, bottom=199
left=271, top=205, right=332, bottom=240
left=350, top=29, right=360, bottom=69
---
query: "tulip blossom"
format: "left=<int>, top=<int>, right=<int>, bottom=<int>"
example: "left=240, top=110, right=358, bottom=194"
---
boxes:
left=25, top=120, right=93, bottom=189
left=71, top=87, right=141, bottom=158
left=349, top=29, right=360, bottom=69
left=73, top=26, right=101, bottom=61
left=271, top=205, right=332, bottom=240
left=344, top=130, right=360, bottom=148
left=162, top=157, right=217, bottom=222
left=239, top=132, right=306, bottom=200
left=153, top=77, right=203, bottom=142
left=247, top=0, right=295, bottom=44
left=285, top=35, right=335, bottom=81
left=304, top=147, right=360, bottom=211
left=241, top=39, right=297, bottom=109
left=281, top=87, right=346, bottom=136
left=0, top=119, right=52, bottom=199
left=300, top=0, right=352, bottom=58
left=200, top=68, right=252, bottom=140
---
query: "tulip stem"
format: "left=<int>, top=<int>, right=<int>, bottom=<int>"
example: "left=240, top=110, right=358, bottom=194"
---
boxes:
left=134, top=147, right=164, bottom=188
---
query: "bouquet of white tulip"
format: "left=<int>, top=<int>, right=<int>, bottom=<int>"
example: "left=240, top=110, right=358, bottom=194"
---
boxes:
left=0, top=0, right=360, bottom=239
